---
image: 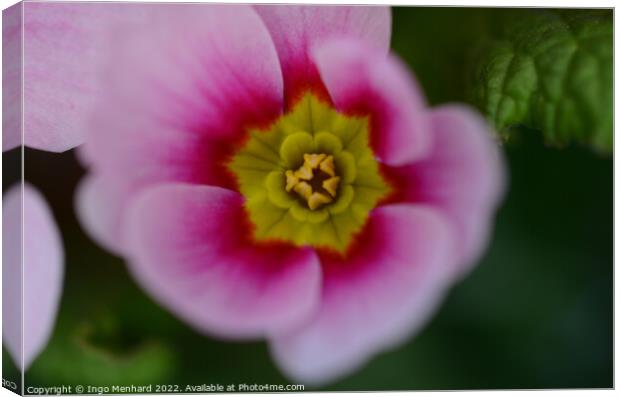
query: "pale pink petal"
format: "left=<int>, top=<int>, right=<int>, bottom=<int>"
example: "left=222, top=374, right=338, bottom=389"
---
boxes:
left=74, top=174, right=129, bottom=255
left=78, top=4, right=283, bottom=254
left=18, top=3, right=149, bottom=152
left=255, top=5, right=391, bottom=102
left=270, top=204, right=455, bottom=385
left=390, top=105, right=506, bottom=277
left=313, top=39, right=430, bottom=166
left=3, top=183, right=63, bottom=369
left=2, top=3, right=21, bottom=152
left=124, top=184, right=321, bottom=339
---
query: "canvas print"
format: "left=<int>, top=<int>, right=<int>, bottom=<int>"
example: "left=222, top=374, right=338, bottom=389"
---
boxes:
left=2, top=2, right=612, bottom=394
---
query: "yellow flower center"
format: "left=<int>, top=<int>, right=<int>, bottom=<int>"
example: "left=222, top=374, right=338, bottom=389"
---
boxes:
left=228, top=94, right=390, bottom=253
left=285, top=154, right=340, bottom=210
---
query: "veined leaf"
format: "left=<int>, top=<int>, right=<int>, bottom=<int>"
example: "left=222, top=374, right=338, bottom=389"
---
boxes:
left=470, top=10, right=612, bottom=152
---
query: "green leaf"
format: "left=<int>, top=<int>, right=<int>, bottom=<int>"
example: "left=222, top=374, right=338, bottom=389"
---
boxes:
left=469, top=10, right=612, bottom=152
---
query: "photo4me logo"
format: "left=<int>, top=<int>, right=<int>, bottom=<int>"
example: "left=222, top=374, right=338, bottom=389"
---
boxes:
left=237, top=383, right=305, bottom=392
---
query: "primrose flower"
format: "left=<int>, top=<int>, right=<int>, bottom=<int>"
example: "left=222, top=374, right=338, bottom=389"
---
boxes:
left=77, top=5, right=505, bottom=384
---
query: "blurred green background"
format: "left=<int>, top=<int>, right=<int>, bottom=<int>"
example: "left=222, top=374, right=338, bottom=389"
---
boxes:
left=3, top=7, right=612, bottom=391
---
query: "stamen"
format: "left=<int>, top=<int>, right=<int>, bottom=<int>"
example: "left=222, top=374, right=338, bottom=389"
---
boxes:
left=293, top=181, right=313, bottom=200
left=323, top=176, right=340, bottom=197
left=295, top=163, right=314, bottom=180
left=285, top=170, right=299, bottom=192
left=319, top=155, right=336, bottom=177
left=303, top=153, right=327, bottom=169
left=308, top=192, right=332, bottom=210
left=286, top=153, right=341, bottom=210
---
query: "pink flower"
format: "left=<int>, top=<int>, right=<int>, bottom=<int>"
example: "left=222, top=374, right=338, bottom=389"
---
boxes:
left=2, top=2, right=140, bottom=369
left=76, top=5, right=505, bottom=384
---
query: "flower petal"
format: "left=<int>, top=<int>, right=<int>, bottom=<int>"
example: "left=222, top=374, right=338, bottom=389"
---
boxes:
left=78, top=4, right=284, bottom=254
left=84, top=4, right=282, bottom=152
left=124, top=184, right=322, bottom=339
left=74, top=174, right=129, bottom=255
left=3, top=183, right=64, bottom=369
left=390, top=105, right=506, bottom=277
left=3, top=4, right=22, bottom=152
left=312, top=39, right=430, bottom=166
left=6, top=3, right=147, bottom=152
left=270, top=204, right=455, bottom=385
left=255, top=5, right=391, bottom=102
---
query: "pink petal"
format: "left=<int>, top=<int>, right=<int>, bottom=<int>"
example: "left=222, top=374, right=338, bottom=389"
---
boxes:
left=78, top=4, right=283, bottom=254
left=254, top=5, right=391, bottom=103
left=2, top=4, right=21, bottom=152
left=75, top=174, right=129, bottom=255
left=270, top=204, right=455, bottom=385
left=312, top=39, right=430, bottom=166
left=6, top=3, right=148, bottom=152
left=3, top=183, right=64, bottom=369
left=124, top=184, right=322, bottom=339
left=389, top=105, right=506, bottom=277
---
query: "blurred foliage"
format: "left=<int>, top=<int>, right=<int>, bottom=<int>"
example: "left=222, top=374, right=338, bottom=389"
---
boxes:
left=468, top=10, right=612, bottom=152
left=2, top=7, right=612, bottom=392
left=29, top=311, right=177, bottom=386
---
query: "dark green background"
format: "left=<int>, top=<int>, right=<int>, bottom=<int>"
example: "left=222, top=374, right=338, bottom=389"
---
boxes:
left=3, top=7, right=612, bottom=391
